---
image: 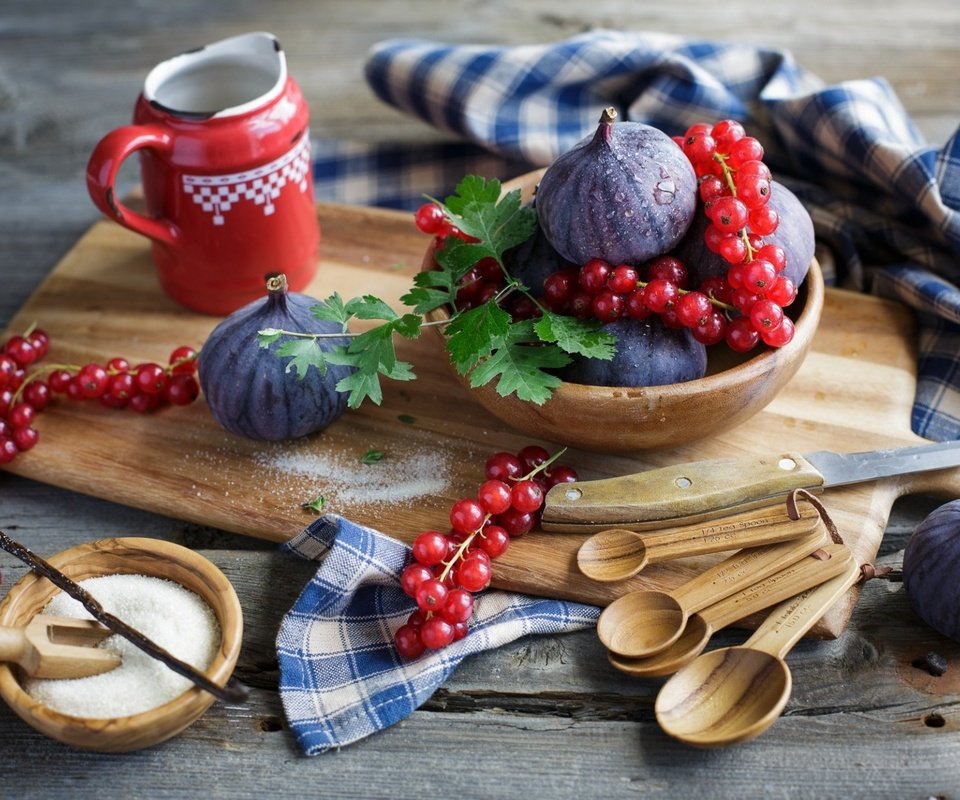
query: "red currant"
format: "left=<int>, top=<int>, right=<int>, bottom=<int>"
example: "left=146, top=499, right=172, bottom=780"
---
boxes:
left=510, top=479, right=544, bottom=513
left=517, top=444, right=550, bottom=473
left=485, top=451, right=523, bottom=483
left=22, top=380, right=50, bottom=411
left=0, top=438, right=18, bottom=464
left=394, top=624, right=426, bottom=659
left=478, top=479, right=513, bottom=515
left=419, top=617, right=455, bottom=649
left=476, top=524, right=510, bottom=558
left=164, top=374, right=200, bottom=406
left=135, top=362, right=168, bottom=395
left=440, top=588, right=474, bottom=624
left=495, top=507, right=536, bottom=537
left=646, top=256, right=687, bottom=287
left=168, top=346, right=198, bottom=374
left=4, top=336, right=36, bottom=368
left=725, top=315, right=761, bottom=352
left=412, top=531, right=450, bottom=566
left=711, top=119, right=745, bottom=150
left=692, top=310, right=728, bottom=346
left=728, top=136, right=764, bottom=167
left=767, top=276, right=798, bottom=307
left=545, top=464, right=578, bottom=488
left=709, top=196, right=749, bottom=234
left=761, top=316, right=795, bottom=347
left=414, top=202, right=445, bottom=235
left=743, top=259, right=777, bottom=295
left=456, top=555, right=492, bottom=592
left=591, top=290, right=623, bottom=322
left=642, top=279, right=679, bottom=313
left=415, top=578, right=449, bottom=613
left=748, top=206, right=780, bottom=236
left=449, top=498, right=485, bottom=535
left=12, top=426, right=38, bottom=452
left=26, top=329, right=49, bottom=359
left=47, top=369, right=73, bottom=393
left=8, top=402, right=34, bottom=429
left=749, top=299, right=785, bottom=332
left=608, top=264, right=639, bottom=294
left=579, top=259, right=611, bottom=294
left=400, top=563, right=434, bottom=598
left=675, top=291, right=714, bottom=329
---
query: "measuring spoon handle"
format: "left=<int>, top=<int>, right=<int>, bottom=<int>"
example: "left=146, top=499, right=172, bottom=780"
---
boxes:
left=671, top=527, right=828, bottom=614
left=743, top=559, right=862, bottom=659
left=698, top=543, right=854, bottom=630
left=643, top=504, right=819, bottom=566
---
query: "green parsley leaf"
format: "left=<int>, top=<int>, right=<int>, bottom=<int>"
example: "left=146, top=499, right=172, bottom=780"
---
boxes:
left=534, top=311, right=617, bottom=360
left=467, top=322, right=570, bottom=404
left=361, top=448, right=385, bottom=464
left=310, top=293, right=350, bottom=327
left=444, top=302, right=512, bottom=374
left=274, top=337, right=329, bottom=379
left=301, top=495, right=326, bottom=513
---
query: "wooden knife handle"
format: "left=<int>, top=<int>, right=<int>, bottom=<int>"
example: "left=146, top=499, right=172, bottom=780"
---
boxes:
left=542, top=452, right=825, bottom=532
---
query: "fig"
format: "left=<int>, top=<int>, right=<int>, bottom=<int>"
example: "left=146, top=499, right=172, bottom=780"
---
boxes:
left=198, top=273, right=353, bottom=441
left=675, top=180, right=815, bottom=288
left=903, top=500, right=960, bottom=642
left=559, top=316, right=707, bottom=387
left=535, top=107, right=698, bottom=267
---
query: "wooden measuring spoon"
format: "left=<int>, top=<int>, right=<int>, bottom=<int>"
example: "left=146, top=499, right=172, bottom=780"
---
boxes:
left=597, top=527, right=827, bottom=658
left=577, top=504, right=819, bottom=583
left=608, top=542, right=853, bottom=677
left=654, top=558, right=861, bottom=747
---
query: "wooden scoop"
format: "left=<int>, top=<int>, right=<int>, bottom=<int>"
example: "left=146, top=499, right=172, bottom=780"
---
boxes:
left=0, top=615, right=121, bottom=679
left=577, top=504, right=819, bottom=583
left=596, top=527, right=827, bottom=658
left=654, top=558, right=861, bottom=747
left=608, top=542, right=854, bottom=677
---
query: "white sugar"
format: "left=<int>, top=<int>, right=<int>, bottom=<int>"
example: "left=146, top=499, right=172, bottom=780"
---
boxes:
left=252, top=445, right=452, bottom=507
left=24, top=574, right=221, bottom=719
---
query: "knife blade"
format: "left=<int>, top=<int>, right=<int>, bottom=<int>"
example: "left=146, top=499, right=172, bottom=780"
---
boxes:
left=541, top=441, right=960, bottom=532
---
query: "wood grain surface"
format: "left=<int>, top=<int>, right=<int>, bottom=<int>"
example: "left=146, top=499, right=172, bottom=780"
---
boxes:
left=2, top=2, right=960, bottom=798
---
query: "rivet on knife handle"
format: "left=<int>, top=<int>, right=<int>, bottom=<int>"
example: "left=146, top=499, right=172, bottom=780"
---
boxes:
left=542, top=452, right=825, bottom=533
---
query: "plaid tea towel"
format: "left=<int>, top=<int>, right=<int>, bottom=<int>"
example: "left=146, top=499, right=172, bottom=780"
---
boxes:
left=276, top=514, right=599, bottom=755
left=311, top=30, right=960, bottom=440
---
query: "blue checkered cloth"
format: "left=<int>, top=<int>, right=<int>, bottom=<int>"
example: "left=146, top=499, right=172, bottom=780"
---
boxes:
left=276, top=514, right=599, bottom=755
left=311, top=30, right=960, bottom=440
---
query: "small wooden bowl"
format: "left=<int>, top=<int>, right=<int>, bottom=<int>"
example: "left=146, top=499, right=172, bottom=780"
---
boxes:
left=422, top=170, right=824, bottom=453
left=0, top=537, right=243, bottom=752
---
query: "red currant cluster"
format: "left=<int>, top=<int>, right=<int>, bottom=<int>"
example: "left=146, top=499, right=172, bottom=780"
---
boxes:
left=0, top=324, right=200, bottom=464
left=675, top=119, right=798, bottom=350
left=394, top=445, right=578, bottom=659
left=539, top=255, right=731, bottom=345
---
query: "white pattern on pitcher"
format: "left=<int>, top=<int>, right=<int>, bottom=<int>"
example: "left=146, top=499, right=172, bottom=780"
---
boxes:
left=182, top=134, right=311, bottom=225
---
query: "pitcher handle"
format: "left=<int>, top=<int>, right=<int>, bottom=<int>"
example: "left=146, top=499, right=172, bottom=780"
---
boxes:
left=86, top=124, right=179, bottom=246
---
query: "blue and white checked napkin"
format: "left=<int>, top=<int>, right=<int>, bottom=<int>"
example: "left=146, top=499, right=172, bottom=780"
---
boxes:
left=276, top=514, right=599, bottom=755
left=312, top=30, right=960, bottom=441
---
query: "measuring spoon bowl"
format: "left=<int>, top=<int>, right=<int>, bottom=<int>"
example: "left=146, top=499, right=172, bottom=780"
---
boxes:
left=608, top=614, right=711, bottom=677
left=655, top=647, right=790, bottom=748
left=597, top=591, right=686, bottom=658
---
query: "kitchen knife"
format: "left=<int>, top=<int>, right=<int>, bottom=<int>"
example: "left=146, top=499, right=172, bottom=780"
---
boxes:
left=541, top=441, right=960, bottom=532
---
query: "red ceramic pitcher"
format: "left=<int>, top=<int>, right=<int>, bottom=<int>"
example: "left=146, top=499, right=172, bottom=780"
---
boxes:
left=86, top=32, right=320, bottom=315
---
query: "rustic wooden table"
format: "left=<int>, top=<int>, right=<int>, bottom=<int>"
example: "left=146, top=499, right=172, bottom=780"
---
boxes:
left=1, top=2, right=959, bottom=797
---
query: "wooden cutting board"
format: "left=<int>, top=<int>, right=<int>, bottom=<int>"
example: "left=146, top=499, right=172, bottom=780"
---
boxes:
left=3, top=202, right=959, bottom=637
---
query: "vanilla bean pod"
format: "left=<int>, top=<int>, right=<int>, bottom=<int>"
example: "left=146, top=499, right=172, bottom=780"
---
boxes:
left=0, top=530, right=249, bottom=704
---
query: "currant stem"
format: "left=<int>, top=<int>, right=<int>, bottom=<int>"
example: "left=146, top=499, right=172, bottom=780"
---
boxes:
left=438, top=514, right=491, bottom=584
left=713, top=151, right=757, bottom=264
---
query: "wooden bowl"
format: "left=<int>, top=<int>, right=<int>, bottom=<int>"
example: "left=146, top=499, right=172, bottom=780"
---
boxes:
left=0, top=537, right=243, bottom=752
left=423, top=170, right=825, bottom=453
